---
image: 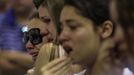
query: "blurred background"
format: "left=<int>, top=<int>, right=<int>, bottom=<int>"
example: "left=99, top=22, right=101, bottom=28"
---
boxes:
left=0, top=0, right=34, bottom=75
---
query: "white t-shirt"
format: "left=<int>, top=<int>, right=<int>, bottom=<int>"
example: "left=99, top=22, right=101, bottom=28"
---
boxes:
left=74, top=70, right=86, bottom=75
left=123, top=68, right=133, bottom=75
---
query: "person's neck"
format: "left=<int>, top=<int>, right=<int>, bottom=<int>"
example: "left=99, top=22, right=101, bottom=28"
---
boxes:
left=84, top=60, right=97, bottom=75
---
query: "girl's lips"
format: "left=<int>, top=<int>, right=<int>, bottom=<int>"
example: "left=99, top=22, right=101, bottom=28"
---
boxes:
left=41, top=30, right=49, bottom=36
left=47, top=37, right=54, bottom=42
left=63, top=46, right=73, bottom=55
left=30, top=52, right=39, bottom=61
left=29, top=51, right=39, bottom=58
left=46, top=34, right=54, bottom=42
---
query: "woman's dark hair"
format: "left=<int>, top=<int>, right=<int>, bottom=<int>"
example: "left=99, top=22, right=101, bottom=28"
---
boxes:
left=116, top=0, right=134, bottom=28
left=46, top=0, right=64, bottom=34
left=33, top=0, right=45, bottom=8
left=45, top=0, right=64, bottom=44
left=33, top=0, right=64, bottom=43
left=64, top=0, right=111, bottom=26
left=33, top=0, right=62, bottom=34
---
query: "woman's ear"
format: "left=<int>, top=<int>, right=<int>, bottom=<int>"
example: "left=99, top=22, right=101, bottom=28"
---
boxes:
left=100, top=20, right=113, bottom=39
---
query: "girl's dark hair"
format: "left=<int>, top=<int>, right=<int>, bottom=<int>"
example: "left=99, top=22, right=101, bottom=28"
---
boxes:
left=46, top=0, right=64, bottom=34
left=45, top=0, right=64, bottom=44
left=33, top=0, right=62, bottom=34
left=116, top=0, right=134, bottom=28
left=64, top=0, right=111, bottom=26
left=33, top=0, right=64, bottom=43
left=33, top=0, right=45, bottom=8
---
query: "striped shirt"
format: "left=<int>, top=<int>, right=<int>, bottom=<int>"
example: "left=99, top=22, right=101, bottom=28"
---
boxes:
left=0, top=9, right=26, bottom=52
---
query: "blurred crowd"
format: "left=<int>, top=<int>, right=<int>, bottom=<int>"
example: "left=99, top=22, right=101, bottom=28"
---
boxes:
left=0, top=0, right=34, bottom=75
left=0, top=0, right=133, bottom=75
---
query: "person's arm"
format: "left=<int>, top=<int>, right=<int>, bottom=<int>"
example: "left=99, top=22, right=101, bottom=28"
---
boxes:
left=0, top=51, right=33, bottom=70
left=0, top=54, right=17, bottom=70
left=5, top=51, right=33, bottom=68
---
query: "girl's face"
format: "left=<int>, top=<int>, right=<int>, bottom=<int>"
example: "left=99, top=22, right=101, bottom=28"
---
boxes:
left=38, top=5, right=57, bottom=43
left=26, top=18, right=48, bottom=61
left=59, top=5, right=101, bottom=66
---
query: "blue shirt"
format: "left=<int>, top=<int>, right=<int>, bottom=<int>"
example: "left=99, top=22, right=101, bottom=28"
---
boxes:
left=0, top=9, right=26, bottom=52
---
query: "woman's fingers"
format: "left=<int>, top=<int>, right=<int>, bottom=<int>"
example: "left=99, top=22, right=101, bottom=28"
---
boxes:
left=41, top=57, right=71, bottom=75
left=49, top=58, right=71, bottom=73
left=41, top=57, right=67, bottom=71
left=55, top=62, right=71, bottom=75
